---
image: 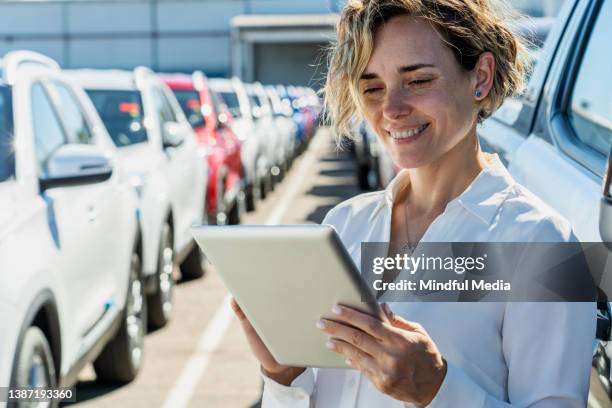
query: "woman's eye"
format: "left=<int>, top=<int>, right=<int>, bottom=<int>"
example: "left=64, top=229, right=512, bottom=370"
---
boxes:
left=409, top=79, right=432, bottom=86
left=363, top=88, right=382, bottom=94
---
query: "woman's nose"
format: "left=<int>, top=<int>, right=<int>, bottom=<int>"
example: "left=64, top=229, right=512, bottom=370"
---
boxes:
left=382, top=88, right=412, bottom=121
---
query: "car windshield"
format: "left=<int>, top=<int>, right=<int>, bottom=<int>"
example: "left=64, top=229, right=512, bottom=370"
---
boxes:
left=173, top=89, right=205, bottom=129
left=248, top=93, right=262, bottom=108
left=218, top=91, right=242, bottom=119
left=87, top=90, right=148, bottom=147
left=0, top=85, right=14, bottom=182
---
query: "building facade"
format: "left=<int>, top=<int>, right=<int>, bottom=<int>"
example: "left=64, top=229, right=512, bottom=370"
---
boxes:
left=0, top=0, right=564, bottom=87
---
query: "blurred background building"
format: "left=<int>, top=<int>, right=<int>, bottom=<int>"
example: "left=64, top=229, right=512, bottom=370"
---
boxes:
left=0, top=0, right=565, bottom=87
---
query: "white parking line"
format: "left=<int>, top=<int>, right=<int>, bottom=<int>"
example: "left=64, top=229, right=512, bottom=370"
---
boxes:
left=162, top=130, right=328, bottom=408
left=161, top=295, right=233, bottom=408
left=588, top=392, right=604, bottom=408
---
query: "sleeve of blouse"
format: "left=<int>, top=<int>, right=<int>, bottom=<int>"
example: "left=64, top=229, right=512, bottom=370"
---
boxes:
left=261, top=367, right=316, bottom=408
left=427, top=302, right=595, bottom=408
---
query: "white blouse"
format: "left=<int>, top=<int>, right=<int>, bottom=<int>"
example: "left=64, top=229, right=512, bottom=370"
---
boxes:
left=261, top=155, right=596, bottom=407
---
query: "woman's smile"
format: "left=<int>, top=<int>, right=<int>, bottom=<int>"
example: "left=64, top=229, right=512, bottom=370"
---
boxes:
left=386, top=123, right=430, bottom=144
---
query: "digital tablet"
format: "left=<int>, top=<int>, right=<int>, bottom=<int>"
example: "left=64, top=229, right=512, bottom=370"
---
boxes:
left=191, top=224, right=384, bottom=368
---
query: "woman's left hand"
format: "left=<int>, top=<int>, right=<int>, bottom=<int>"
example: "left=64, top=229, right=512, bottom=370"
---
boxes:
left=317, top=303, right=447, bottom=406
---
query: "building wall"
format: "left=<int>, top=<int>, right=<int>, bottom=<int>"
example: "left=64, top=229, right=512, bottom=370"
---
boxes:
left=254, top=42, right=328, bottom=88
left=0, top=0, right=342, bottom=77
left=0, top=0, right=563, bottom=83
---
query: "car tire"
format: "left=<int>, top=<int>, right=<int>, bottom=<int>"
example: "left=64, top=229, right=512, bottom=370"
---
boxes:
left=94, top=252, right=146, bottom=384
left=259, top=175, right=268, bottom=200
left=245, top=182, right=257, bottom=212
left=147, top=223, right=174, bottom=329
left=228, top=202, right=240, bottom=225
left=10, top=326, right=57, bottom=407
left=180, top=244, right=206, bottom=280
left=269, top=170, right=276, bottom=191
left=595, top=344, right=612, bottom=397
left=228, top=190, right=245, bottom=225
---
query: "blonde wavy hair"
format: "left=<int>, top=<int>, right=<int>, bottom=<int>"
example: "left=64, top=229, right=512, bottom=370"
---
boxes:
left=324, top=0, right=529, bottom=138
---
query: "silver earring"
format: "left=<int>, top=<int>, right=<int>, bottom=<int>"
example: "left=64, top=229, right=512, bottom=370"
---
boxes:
left=474, top=89, right=482, bottom=98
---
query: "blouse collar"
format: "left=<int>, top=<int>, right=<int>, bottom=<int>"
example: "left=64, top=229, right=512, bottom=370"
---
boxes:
left=380, top=154, right=516, bottom=226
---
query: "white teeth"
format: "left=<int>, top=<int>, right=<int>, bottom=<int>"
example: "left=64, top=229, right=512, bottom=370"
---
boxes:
left=389, top=124, right=428, bottom=140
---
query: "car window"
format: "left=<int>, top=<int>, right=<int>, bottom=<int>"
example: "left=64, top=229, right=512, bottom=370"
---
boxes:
left=173, top=89, right=205, bottom=128
left=31, top=82, right=67, bottom=175
left=87, top=89, right=147, bottom=147
left=0, top=85, right=14, bottom=182
left=569, top=1, right=612, bottom=156
left=248, top=92, right=262, bottom=108
left=217, top=91, right=242, bottom=119
left=53, top=82, right=94, bottom=145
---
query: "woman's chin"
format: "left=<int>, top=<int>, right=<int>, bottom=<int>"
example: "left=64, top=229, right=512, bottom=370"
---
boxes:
left=391, top=151, right=434, bottom=170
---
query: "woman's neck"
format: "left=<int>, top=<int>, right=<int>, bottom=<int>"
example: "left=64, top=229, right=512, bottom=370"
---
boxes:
left=402, top=132, right=488, bottom=214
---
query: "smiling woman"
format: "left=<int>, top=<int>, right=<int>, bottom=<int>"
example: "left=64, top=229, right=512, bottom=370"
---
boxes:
left=231, top=1, right=597, bottom=407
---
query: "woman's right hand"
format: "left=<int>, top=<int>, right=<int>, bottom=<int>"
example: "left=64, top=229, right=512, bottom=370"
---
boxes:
left=230, top=297, right=305, bottom=385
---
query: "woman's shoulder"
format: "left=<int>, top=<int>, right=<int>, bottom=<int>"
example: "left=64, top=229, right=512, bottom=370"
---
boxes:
left=496, top=182, right=575, bottom=242
left=321, top=190, right=386, bottom=229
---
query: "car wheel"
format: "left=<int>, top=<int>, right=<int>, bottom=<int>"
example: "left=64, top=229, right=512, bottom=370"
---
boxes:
left=594, top=344, right=612, bottom=397
left=259, top=175, right=268, bottom=200
left=147, top=223, right=174, bottom=329
left=228, top=190, right=245, bottom=225
left=269, top=169, right=277, bottom=192
left=10, top=326, right=57, bottom=407
left=94, top=252, right=146, bottom=384
left=180, top=244, right=206, bottom=280
left=245, top=182, right=257, bottom=212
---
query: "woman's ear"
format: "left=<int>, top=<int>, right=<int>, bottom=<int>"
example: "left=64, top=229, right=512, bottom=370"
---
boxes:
left=473, top=51, right=495, bottom=101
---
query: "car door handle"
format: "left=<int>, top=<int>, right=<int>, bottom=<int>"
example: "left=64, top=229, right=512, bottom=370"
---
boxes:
left=87, top=206, right=99, bottom=223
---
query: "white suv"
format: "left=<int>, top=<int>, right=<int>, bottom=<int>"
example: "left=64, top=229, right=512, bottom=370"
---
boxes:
left=0, top=51, right=145, bottom=394
left=67, top=68, right=207, bottom=329
left=209, top=77, right=271, bottom=208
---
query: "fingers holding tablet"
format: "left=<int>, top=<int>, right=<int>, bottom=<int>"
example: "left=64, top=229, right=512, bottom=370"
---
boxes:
left=230, top=297, right=305, bottom=384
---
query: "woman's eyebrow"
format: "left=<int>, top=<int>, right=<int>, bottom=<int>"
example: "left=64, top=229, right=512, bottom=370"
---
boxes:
left=360, top=73, right=379, bottom=80
left=360, top=63, right=436, bottom=80
left=398, top=63, right=436, bottom=73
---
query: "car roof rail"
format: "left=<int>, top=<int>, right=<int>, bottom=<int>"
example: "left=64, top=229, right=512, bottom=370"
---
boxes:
left=2, top=50, right=60, bottom=85
left=133, top=65, right=156, bottom=89
left=192, top=70, right=206, bottom=91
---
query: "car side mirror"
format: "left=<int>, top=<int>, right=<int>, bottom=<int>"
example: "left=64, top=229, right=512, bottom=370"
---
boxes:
left=162, top=121, right=185, bottom=149
left=40, top=144, right=113, bottom=191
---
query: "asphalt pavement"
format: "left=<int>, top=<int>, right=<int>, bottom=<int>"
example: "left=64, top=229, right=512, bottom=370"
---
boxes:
left=61, top=127, right=611, bottom=408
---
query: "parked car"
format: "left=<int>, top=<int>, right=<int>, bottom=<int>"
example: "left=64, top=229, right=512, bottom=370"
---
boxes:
left=161, top=71, right=245, bottom=225
left=0, top=51, right=145, bottom=391
left=209, top=77, right=272, bottom=206
left=476, top=0, right=612, bottom=396
left=246, top=82, right=284, bottom=183
left=289, top=86, right=318, bottom=143
left=265, top=85, right=297, bottom=171
left=348, top=119, right=381, bottom=191
left=68, top=67, right=207, bottom=329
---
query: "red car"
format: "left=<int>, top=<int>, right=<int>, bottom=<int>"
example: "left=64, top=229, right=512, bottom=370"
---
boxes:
left=161, top=72, right=244, bottom=225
